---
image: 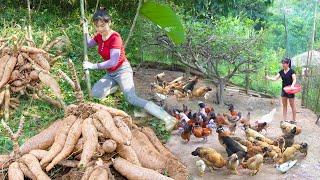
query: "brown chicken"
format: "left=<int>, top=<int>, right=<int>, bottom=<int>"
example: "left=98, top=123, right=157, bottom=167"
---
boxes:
left=242, top=154, right=264, bottom=175
left=167, top=81, right=185, bottom=91
left=245, top=141, right=263, bottom=159
left=215, top=113, right=230, bottom=126
left=181, top=124, right=193, bottom=143
left=150, top=83, right=170, bottom=94
left=171, top=89, right=187, bottom=100
left=278, top=143, right=308, bottom=164
left=227, top=153, right=239, bottom=175
left=262, top=146, right=280, bottom=161
left=192, top=86, right=212, bottom=98
left=228, top=104, right=238, bottom=117
left=191, top=147, right=227, bottom=170
left=192, top=125, right=212, bottom=141
left=276, top=137, right=286, bottom=153
left=251, top=122, right=268, bottom=133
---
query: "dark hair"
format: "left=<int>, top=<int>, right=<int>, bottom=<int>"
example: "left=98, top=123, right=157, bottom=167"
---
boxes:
left=282, top=57, right=292, bottom=68
left=92, top=7, right=111, bottom=23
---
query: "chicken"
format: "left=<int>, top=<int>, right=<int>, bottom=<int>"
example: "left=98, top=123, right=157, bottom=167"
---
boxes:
left=244, top=141, right=263, bottom=159
left=150, top=83, right=169, bottom=94
left=192, top=86, right=212, bottom=98
left=182, top=76, right=199, bottom=93
left=192, top=125, right=212, bottom=141
left=227, top=153, right=239, bottom=175
left=281, top=127, right=298, bottom=148
left=278, top=143, right=308, bottom=164
left=224, top=112, right=241, bottom=135
left=242, top=154, right=264, bottom=175
left=276, top=137, right=286, bottom=153
left=155, top=72, right=166, bottom=85
left=191, top=147, right=227, bottom=170
left=216, top=128, right=247, bottom=159
left=251, top=122, right=268, bottom=133
left=262, top=146, right=280, bottom=161
left=198, top=101, right=214, bottom=115
left=171, top=89, right=187, bottom=100
left=244, top=127, right=275, bottom=145
left=167, top=81, right=185, bottom=91
left=215, top=113, right=230, bottom=126
left=257, top=108, right=276, bottom=124
left=181, top=124, right=192, bottom=143
left=227, top=104, right=239, bottom=117
left=280, top=121, right=302, bottom=135
left=216, top=127, right=247, bottom=153
left=195, top=159, right=206, bottom=177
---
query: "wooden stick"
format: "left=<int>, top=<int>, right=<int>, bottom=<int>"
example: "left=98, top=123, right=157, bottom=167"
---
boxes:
left=26, top=0, right=33, bottom=45
left=80, top=0, right=92, bottom=97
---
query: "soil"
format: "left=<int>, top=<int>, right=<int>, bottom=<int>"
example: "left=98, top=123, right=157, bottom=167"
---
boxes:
left=133, top=68, right=320, bottom=180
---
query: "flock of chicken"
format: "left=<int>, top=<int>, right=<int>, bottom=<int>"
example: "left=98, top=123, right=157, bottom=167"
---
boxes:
left=150, top=72, right=212, bottom=101
left=149, top=73, right=307, bottom=176
left=170, top=102, right=307, bottom=176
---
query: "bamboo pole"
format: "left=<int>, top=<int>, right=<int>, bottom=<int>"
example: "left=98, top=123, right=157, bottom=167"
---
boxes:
left=80, top=0, right=92, bottom=97
left=27, top=0, right=33, bottom=42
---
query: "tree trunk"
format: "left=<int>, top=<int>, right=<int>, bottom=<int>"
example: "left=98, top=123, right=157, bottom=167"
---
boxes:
left=217, top=80, right=225, bottom=105
left=245, top=62, right=250, bottom=95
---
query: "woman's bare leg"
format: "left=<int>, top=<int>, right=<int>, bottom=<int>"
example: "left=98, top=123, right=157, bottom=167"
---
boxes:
left=282, top=97, right=288, bottom=121
left=289, top=98, right=296, bottom=121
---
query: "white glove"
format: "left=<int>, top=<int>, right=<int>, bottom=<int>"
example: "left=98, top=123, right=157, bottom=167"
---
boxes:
left=83, top=61, right=98, bottom=70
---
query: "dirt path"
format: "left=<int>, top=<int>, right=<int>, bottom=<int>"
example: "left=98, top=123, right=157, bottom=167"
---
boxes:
left=133, top=68, right=320, bottom=180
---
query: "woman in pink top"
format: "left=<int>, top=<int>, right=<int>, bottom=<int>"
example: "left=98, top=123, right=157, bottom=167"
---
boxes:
left=83, top=7, right=176, bottom=131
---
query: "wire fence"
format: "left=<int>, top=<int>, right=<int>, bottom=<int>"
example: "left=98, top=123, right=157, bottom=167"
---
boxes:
left=302, top=65, right=320, bottom=116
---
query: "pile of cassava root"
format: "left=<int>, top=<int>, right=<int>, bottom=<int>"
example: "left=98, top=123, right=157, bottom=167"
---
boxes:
left=0, top=60, right=188, bottom=180
left=0, top=33, right=66, bottom=118
left=0, top=102, right=188, bottom=180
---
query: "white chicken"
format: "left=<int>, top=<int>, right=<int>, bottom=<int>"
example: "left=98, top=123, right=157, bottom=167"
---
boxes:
left=196, top=159, right=206, bottom=177
left=257, top=108, right=277, bottom=124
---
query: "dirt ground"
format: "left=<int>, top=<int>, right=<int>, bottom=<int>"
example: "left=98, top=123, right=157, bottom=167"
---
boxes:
left=133, top=68, right=320, bottom=180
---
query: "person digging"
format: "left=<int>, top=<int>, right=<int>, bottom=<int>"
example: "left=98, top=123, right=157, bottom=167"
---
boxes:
left=82, top=7, right=177, bottom=131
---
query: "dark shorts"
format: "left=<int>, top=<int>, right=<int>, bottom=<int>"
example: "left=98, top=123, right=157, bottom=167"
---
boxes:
left=281, top=90, right=295, bottom=98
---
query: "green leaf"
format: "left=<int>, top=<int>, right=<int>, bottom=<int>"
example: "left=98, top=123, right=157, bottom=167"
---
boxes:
left=140, top=1, right=185, bottom=45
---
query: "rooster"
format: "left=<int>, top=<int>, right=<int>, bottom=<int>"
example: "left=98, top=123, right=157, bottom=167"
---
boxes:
left=181, top=124, right=192, bottom=143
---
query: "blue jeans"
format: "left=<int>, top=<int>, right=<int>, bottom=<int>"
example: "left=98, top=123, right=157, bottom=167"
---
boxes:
left=92, top=62, right=148, bottom=108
